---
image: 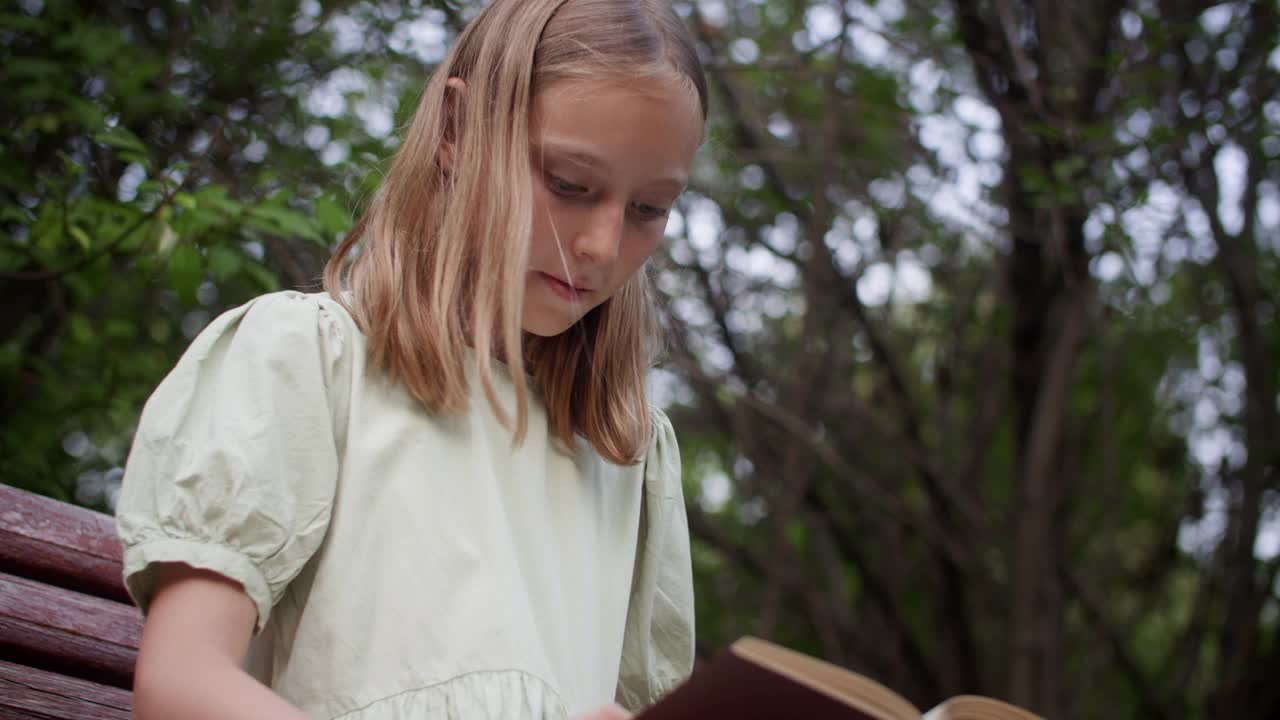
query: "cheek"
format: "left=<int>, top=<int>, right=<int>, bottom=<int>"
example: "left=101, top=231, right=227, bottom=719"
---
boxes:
left=613, top=230, right=662, bottom=284
left=527, top=185, right=558, bottom=252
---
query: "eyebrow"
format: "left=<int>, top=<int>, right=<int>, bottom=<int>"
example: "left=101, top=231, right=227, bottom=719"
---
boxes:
left=542, top=144, right=604, bottom=169
left=535, top=140, right=689, bottom=192
left=533, top=139, right=604, bottom=168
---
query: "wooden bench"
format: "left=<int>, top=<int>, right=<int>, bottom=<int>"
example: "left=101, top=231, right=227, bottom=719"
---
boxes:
left=0, top=483, right=138, bottom=719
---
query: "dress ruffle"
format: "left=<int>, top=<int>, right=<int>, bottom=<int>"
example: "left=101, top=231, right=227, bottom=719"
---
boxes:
left=327, top=669, right=569, bottom=720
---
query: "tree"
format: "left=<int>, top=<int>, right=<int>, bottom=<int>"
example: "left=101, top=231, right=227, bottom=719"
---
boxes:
left=661, top=1, right=1277, bottom=717
left=1, top=0, right=432, bottom=502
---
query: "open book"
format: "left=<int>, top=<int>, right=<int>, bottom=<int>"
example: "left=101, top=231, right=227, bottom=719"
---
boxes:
left=637, top=637, right=1042, bottom=720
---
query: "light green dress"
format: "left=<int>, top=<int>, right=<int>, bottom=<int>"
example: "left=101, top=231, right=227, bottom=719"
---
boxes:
left=115, top=291, right=694, bottom=719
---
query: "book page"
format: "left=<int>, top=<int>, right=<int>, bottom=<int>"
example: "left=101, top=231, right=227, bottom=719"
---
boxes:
left=731, top=637, right=922, bottom=720
left=923, top=695, right=1043, bottom=720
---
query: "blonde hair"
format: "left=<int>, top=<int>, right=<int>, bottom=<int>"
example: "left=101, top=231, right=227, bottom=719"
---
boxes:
left=324, top=0, right=707, bottom=464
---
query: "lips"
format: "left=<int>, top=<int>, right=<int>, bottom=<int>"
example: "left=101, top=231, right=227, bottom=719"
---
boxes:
left=539, top=272, right=592, bottom=301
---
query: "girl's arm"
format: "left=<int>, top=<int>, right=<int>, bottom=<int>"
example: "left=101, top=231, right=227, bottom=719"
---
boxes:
left=132, top=563, right=308, bottom=720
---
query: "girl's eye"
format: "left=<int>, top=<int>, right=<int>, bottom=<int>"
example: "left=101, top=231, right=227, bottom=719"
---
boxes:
left=631, top=202, right=669, bottom=221
left=547, top=174, right=587, bottom=196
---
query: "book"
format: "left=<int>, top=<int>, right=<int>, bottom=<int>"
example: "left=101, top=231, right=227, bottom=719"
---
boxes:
left=637, top=637, right=1042, bottom=720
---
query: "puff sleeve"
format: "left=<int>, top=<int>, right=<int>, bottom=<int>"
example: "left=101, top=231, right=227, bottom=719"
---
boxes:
left=115, top=291, right=352, bottom=632
left=615, top=408, right=696, bottom=711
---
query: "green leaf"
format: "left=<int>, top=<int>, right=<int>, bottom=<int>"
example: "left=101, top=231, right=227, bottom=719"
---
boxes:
left=0, top=12, right=47, bottom=33
left=193, top=185, right=244, bottom=216
left=785, top=520, right=808, bottom=551
left=5, top=58, right=62, bottom=79
left=68, top=313, right=95, bottom=345
left=207, top=244, right=242, bottom=281
left=1052, top=155, right=1087, bottom=181
left=105, top=318, right=137, bottom=341
left=21, top=112, right=61, bottom=135
left=136, top=179, right=172, bottom=198
left=148, top=318, right=172, bottom=344
left=241, top=259, right=281, bottom=292
left=118, top=150, right=151, bottom=167
left=0, top=206, right=32, bottom=224
left=167, top=243, right=204, bottom=304
left=247, top=204, right=322, bottom=243
left=69, top=225, right=92, bottom=251
left=316, top=195, right=350, bottom=236
left=94, top=126, right=148, bottom=156
left=56, top=151, right=84, bottom=176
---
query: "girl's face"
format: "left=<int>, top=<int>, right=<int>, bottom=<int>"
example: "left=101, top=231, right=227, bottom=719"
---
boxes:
left=521, top=76, right=703, bottom=337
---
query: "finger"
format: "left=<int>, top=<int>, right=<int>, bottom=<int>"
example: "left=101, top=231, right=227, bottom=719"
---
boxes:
left=582, top=703, right=632, bottom=720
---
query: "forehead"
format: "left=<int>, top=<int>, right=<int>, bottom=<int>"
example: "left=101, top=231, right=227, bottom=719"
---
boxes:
left=529, top=75, right=703, bottom=183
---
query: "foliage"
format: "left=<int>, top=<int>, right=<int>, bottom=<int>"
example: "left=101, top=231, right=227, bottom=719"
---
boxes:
left=3, top=1, right=1278, bottom=718
left=0, top=0, right=418, bottom=503
left=657, top=1, right=1278, bottom=717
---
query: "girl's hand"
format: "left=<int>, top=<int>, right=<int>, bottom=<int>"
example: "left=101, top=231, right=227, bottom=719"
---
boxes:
left=575, top=703, right=633, bottom=720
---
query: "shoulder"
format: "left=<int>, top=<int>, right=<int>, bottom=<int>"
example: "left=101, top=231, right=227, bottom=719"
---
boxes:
left=186, top=290, right=359, bottom=364
left=141, top=291, right=361, bottom=423
left=217, top=289, right=356, bottom=339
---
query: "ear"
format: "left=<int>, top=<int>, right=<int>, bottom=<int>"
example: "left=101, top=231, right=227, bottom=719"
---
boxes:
left=439, top=77, right=467, bottom=173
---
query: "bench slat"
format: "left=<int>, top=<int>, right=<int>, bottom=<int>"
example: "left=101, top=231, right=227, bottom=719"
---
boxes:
left=0, top=658, right=130, bottom=720
left=0, top=572, right=140, bottom=689
left=0, top=485, right=127, bottom=603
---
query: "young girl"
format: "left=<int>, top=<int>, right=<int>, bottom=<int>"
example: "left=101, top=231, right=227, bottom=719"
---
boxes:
left=115, top=1, right=707, bottom=718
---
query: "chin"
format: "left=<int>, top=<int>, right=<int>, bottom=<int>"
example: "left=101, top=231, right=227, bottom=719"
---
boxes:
left=521, top=314, right=580, bottom=338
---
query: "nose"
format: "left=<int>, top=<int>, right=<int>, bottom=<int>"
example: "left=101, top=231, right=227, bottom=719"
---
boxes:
left=572, top=202, right=624, bottom=266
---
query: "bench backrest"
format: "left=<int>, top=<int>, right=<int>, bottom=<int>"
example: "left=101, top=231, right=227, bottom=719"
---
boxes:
left=0, top=483, right=138, bottom=719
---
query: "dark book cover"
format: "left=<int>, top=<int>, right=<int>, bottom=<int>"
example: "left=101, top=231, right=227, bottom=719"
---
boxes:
left=637, top=646, right=885, bottom=720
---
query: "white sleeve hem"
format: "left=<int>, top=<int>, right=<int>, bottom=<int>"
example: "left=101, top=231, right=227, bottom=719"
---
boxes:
left=123, top=536, right=274, bottom=633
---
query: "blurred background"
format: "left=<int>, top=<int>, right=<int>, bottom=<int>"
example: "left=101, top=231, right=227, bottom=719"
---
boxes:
left=2, top=0, right=1277, bottom=717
